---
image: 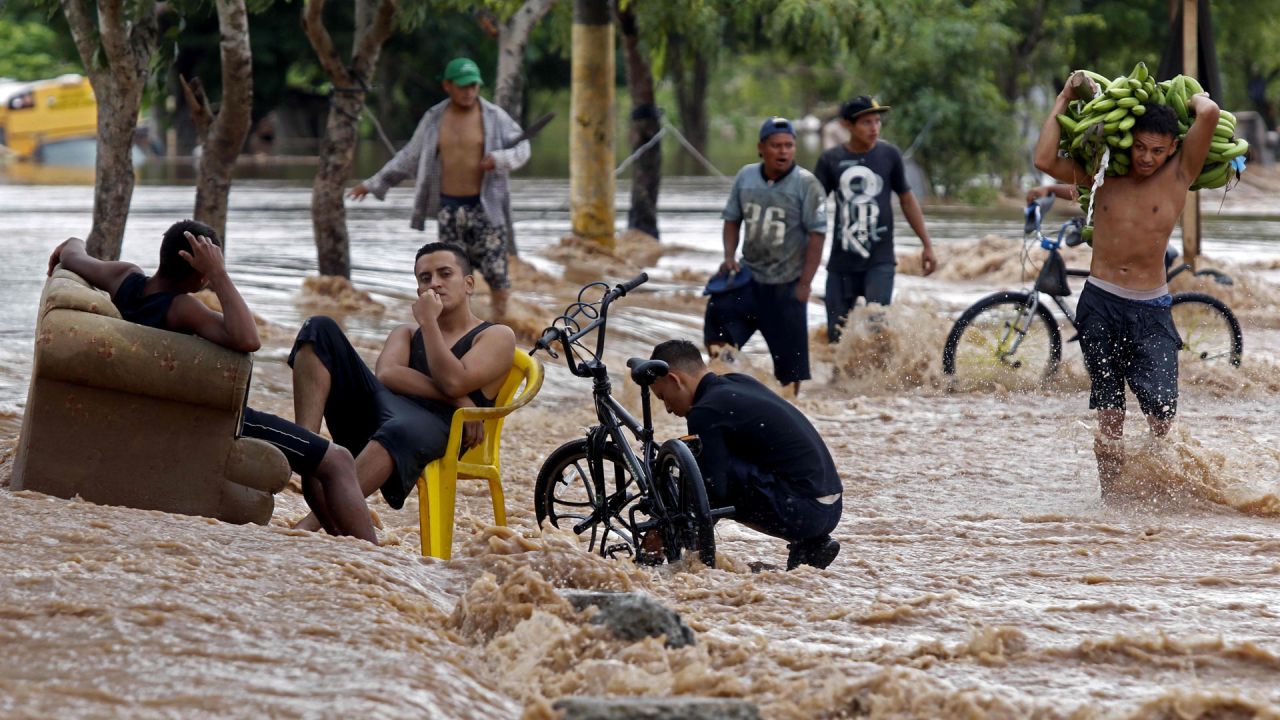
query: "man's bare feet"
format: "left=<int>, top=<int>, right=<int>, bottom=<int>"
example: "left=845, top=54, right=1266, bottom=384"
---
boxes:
left=1094, top=434, right=1125, bottom=498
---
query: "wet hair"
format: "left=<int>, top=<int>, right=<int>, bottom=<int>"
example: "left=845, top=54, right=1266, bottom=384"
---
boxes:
left=650, top=339, right=706, bottom=373
left=1132, top=103, right=1179, bottom=139
left=415, top=242, right=472, bottom=275
left=158, top=220, right=220, bottom=282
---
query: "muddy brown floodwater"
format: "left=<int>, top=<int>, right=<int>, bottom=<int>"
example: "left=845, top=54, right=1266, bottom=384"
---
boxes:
left=2, top=175, right=1280, bottom=719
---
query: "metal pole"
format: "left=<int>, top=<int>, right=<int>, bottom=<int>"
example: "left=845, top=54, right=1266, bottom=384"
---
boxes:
left=1181, top=0, right=1200, bottom=269
left=569, top=0, right=616, bottom=247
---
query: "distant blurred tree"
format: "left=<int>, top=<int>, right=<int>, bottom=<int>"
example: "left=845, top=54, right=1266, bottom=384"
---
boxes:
left=1214, top=0, right=1280, bottom=129
left=302, top=0, right=401, bottom=278
left=848, top=0, right=1019, bottom=195
left=475, top=0, right=560, bottom=120
left=0, top=20, right=81, bottom=79
left=177, top=0, right=255, bottom=246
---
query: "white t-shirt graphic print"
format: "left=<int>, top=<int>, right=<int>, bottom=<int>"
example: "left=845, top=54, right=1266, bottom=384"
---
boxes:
left=814, top=141, right=909, bottom=273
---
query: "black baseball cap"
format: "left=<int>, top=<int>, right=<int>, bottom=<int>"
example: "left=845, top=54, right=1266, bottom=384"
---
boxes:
left=840, top=96, right=891, bottom=121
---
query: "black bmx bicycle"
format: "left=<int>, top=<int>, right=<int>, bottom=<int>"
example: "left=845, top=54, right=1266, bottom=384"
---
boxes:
left=942, top=196, right=1243, bottom=390
left=531, top=273, right=725, bottom=567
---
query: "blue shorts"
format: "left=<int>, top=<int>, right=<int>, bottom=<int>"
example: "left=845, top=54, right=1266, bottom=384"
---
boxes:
left=288, top=316, right=453, bottom=510
left=1076, top=282, right=1181, bottom=421
left=703, top=278, right=810, bottom=385
left=824, top=264, right=895, bottom=343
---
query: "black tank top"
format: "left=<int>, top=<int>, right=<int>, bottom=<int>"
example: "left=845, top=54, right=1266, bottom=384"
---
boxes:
left=410, top=321, right=496, bottom=408
left=111, top=272, right=180, bottom=330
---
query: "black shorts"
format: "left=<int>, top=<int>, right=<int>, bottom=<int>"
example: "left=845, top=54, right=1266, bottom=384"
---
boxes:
left=824, top=264, right=895, bottom=343
left=241, top=408, right=330, bottom=478
left=288, top=316, right=453, bottom=510
left=1076, top=282, right=1181, bottom=421
left=719, top=456, right=841, bottom=543
left=703, top=278, right=810, bottom=385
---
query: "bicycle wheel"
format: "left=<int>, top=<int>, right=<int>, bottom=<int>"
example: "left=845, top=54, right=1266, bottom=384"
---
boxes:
left=654, top=439, right=716, bottom=567
left=1170, top=292, right=1243, bottom=367
left=942, top=291, right=1062, bottom=390
left=535, top=439, right=636, bottom=559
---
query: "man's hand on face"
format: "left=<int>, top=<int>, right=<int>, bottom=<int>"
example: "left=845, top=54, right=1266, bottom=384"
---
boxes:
left=413, top=288, right=445, bottom=327
left=178, top=232, right=227, bottom=279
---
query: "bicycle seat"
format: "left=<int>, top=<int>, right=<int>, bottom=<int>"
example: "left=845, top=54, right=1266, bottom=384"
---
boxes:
left=626, top=358, right=669, bottom=386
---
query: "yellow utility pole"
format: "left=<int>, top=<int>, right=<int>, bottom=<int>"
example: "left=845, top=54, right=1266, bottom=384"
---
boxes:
left=569, top=0, right=616, bottom=247
left=1180, top=0, right=1201, bottom=268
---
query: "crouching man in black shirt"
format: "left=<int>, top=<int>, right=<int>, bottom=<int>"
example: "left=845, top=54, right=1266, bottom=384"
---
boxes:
left=649, top=340, right=843, bottom=570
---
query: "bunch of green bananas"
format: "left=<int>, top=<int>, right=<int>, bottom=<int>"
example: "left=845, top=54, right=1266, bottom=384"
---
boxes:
left=1055, top=62, right=1248, bottom=200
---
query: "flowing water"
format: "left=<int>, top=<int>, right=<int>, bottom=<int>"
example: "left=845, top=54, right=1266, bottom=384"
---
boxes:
left=3, top=172, right=1280, bottom=719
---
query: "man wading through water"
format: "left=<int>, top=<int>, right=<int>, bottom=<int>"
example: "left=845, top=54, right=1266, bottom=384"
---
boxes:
left=350, top=57, right=529, bottom=321
left=1033, top=70, right=1219, bottom=495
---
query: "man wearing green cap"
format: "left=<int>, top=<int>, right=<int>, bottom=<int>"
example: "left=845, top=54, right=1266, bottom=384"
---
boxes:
left=350, top=57, right=530, bottom=320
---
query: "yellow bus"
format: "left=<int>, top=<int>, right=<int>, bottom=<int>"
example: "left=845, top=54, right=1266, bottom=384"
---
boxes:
left=0, top=74, right=98, bottom=163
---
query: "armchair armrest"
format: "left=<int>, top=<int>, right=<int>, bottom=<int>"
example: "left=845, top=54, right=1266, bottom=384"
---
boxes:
left=226, top=437, right=291, bottom=494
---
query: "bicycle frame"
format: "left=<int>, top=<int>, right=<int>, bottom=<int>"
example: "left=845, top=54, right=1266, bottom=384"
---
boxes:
left=533, top=274, right=678, bottom=549
left=1021, top=200, right=1197, bottom=340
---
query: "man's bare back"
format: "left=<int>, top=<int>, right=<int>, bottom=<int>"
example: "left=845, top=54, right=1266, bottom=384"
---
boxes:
left=438, top=104, right=485, bottom=197
left=1088, top=159, right=1188, bottom=290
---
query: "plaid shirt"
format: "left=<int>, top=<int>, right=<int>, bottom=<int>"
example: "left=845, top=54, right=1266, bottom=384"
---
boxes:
left=364, top=97, right=530, bottom=231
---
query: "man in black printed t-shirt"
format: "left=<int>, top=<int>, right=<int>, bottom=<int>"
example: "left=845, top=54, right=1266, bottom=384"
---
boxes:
left=814, top=96, right=937, bottom=342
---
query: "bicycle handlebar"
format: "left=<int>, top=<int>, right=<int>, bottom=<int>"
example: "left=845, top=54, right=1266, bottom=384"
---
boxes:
left=619, top=272, right=649, bottom=294
left=530, top=273, right=651, bottom=374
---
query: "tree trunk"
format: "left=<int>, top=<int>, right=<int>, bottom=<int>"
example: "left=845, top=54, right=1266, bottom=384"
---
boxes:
left=302, top=0, right=398, bottom=279
left=617, top=1, right=660, bottom=238
left=494, top=0, right=557, bottom=119
left=59, top=0, right=158, bottom=260
left=188, top=0, right=254, bottom=246
left=670, top=39, right=709, bottom=159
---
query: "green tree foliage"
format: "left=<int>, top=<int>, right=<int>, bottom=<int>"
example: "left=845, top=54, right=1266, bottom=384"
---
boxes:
left=1213, top=0, right=1280, bottom=127
left=0, top=21, right=81, bottom=79
left=848, top=0, right=1018, bottom=194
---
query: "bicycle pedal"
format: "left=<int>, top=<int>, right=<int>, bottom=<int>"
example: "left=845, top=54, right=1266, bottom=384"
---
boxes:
left=604, top=542, right=634, bottom=560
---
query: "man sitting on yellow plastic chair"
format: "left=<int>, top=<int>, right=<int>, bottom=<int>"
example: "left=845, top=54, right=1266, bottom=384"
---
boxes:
left=289, top=242, right=515, bottom=543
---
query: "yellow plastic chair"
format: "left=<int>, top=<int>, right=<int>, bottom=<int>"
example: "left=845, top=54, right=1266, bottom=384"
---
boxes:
left=417, top=348, right=544, bottom=559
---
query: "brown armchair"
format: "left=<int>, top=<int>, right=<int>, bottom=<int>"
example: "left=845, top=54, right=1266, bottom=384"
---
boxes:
left=11, top=269, right=290, bottom=524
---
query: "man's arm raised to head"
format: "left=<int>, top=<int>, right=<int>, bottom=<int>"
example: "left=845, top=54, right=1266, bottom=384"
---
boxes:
left=1179, top=93, right=1220, bottom=184
left=47, top=237, right=140, bottom=296
left=164, top=233, right=260, bottom=352
left=1034, top=73, right=1093, bottom=185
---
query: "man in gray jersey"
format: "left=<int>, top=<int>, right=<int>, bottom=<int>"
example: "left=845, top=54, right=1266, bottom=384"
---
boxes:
left=704, top=116, right=827, bottom=395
